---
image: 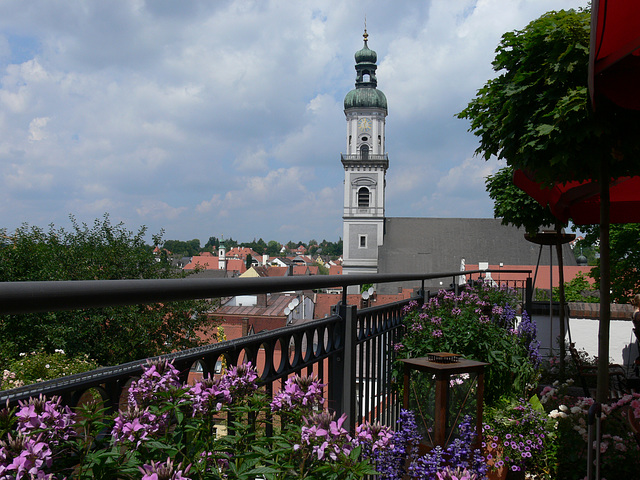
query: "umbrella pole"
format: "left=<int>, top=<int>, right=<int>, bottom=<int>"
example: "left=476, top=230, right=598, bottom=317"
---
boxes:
left=556, top=224, right=567, bottom=382
left=597, top=165, right=611, bottom=404
left=549, top=245, right=553, bottom=358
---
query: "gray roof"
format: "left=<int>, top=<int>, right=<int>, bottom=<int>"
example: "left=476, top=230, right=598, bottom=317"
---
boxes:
left=185, top=269, right=228, bottom=279
left=377, top=217, right=576, bottom=293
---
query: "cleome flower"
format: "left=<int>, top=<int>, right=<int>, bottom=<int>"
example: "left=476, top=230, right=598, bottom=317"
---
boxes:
left=0, top=433, right=53, bottom=479
left=270, top=374, right=325, bottom=414
left=300, top=411, right=353, bottom=461
left=139, top=457, right=191, bottom=480
left=16, top=395, right=76, bottom=446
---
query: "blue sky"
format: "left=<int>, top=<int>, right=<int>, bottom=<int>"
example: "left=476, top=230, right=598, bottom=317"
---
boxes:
left=0, top=0, right=587, bottom=244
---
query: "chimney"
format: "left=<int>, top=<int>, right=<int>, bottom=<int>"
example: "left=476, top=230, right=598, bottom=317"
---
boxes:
left=242, top=317, right=249, bottom=337
left=257, top=293, right=268, bottom=308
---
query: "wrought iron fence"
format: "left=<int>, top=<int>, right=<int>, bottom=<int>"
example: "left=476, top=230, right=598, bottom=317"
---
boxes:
left=0, top=269, right=532, bottom=431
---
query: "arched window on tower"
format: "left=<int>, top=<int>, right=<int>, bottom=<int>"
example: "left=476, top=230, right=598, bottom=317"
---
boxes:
left=358, top=187, right=370, bottom=208
left=360, top=144, right=369, bottom=160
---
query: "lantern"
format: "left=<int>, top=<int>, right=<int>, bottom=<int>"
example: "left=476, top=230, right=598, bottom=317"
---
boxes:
left=399, top=353, right=489, bottom=449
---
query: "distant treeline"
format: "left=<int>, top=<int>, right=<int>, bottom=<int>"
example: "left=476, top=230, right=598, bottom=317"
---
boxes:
left=162, top=237, right=343, bottom=259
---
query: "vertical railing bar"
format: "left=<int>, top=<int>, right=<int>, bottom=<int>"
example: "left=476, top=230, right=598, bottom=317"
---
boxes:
left=358, top=314, right=365, bottom=422
left=374, top=310, right=382, bottom=423
left=381, top=326, right=388, bottom=426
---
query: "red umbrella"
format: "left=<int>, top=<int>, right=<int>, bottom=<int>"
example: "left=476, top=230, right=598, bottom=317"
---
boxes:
left=589, top=0, right=640, bottom=110
left=513, top=169, right=640, bottom=226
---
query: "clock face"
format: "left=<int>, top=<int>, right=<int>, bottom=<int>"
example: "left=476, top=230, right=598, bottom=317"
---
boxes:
left=357, top=117, right=372, bottom=132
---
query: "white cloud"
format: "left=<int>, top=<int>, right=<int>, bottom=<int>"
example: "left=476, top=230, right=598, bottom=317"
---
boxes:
left=136, top=200, right=187, bottom=220
left=0, top=0, right=587, bottom=243
left=28, top=116, right=49, bottom=141
left=196, top=194, right=222, bottom=214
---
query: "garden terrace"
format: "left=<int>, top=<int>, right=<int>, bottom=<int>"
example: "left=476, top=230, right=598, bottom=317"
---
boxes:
left=0, top=269, right=532, bottom=433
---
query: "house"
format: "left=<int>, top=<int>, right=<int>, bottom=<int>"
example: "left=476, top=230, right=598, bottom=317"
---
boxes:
left=210, top=293, right=315, bottom=339
left=291, top=255, right=314, bottom=266
left=314, top=288, right=414, bottom=319
left=183, top=255, right=247, bottom=277
left=240, top=266, right=289, bottom=278
left=267, top=257, right=289, bottom=268
left=291, top=245, right=307, bottom=255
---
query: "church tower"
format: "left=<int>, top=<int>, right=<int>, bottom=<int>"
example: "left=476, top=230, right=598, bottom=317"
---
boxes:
left=341, top=29, right=388, bottom=278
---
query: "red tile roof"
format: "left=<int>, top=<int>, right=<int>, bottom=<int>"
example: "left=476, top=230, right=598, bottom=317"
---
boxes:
left=184, top=255, right=219, bottom=270
left=226, top=247, right=260, bottom=260
left=329, top=265, right=343, bottom=275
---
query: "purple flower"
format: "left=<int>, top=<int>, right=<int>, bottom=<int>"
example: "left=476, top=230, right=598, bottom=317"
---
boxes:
left=111, top=406, right=165, bottom=448
left=0, top=433, right=53, bottom=479
left=432, top=329, right=443, bottom=338
left=219, top=363, right=259, bottom=404
left=300, top=412, right=353, bottom=461
left=128, top=359, right=181, bottom=408
left=139, top=458, right=191, bottom=480
left=271, top=374, right=325, bottom=414
left=16, top=395, right=76, bottom=445
left=355, top=421, right=394, bottom=454
left=188, top=376, right=225, bottom=416
left=436, top=466, right=478, bottom=480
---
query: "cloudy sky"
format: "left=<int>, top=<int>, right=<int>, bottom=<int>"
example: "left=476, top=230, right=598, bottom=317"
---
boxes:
left=0, top=0, right=587, bottom=245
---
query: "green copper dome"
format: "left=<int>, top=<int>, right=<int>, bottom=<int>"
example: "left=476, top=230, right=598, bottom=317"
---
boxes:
left=344, top=87, right=387, bottom=110
left=355, top=43, right=377, bottom=64
left=344, top=29, right=387, bottom=112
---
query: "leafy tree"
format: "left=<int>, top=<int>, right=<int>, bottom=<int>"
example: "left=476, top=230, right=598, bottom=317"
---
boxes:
left=245, top=254, right=253, bottom=270
left=247, top=238, right=267, bottom=254
left=204, top=236, right=219, bottom=251
left=313, top=262, right=329, bottom=275
left=552, top=272, right=599, bottom=303
left=162, top=239, right=201, bottom=257
left=582, top=224, right=640, bottom=303
left=266, top=240, right=281, bottom=257
left=319, top=238, right=343, bottom=259
left=0, top=215, right=211, bottom=367
left=458, top=8, right=640, bottom=401
left=485, top=166, right=556, bottom=234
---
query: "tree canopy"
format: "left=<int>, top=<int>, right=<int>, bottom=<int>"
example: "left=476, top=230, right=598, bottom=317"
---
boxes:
left=458, top=8, right=640, bottom=185
left=0, top=215, right=211, bottom=367
left=582, top=223, right=640, bottom=303
left=485, top=166, right=557, bottom=234
left=162, top=238, right=201, bottom=257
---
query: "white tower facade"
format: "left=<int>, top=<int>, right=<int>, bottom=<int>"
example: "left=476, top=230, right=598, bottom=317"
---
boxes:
left=218, top=240, right=226, bottom=271
left=341, top=30, right=388, bottom=278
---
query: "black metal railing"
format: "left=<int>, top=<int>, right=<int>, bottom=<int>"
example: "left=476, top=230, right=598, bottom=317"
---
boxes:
left=0, top=269, right=532, bottom=431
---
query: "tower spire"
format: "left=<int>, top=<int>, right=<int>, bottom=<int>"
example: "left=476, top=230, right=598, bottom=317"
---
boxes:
left=364, top=16, right=368, bottom=44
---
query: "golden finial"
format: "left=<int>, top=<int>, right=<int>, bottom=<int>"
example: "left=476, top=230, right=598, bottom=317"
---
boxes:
left=363, top=16, right=368, bottom=42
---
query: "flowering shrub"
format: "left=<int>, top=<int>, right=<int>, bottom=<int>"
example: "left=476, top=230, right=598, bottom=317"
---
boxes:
left=397, top=282, right=538, bottom=404
left=540, top=380, right=640, bottom=480
left=370, top=409, right=487, bottom=479
left=0, top=360, right=389, bottom=479
left=483, top=396, right=557, bottom=478
left=1, top=349, right=99, bottom=391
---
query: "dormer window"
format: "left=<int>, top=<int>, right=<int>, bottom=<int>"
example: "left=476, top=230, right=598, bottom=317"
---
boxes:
left=358, top=187, right=370, bottom=208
